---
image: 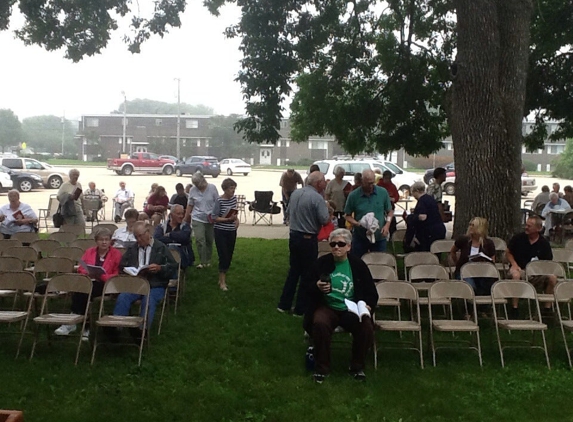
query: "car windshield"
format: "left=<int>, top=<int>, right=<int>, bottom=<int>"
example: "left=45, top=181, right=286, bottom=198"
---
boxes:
left=315, top=163, right=329, bottom=173
left=383, top=162, right=403, bottom=174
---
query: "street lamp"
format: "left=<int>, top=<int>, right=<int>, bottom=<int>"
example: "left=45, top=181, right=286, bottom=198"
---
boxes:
left=174, top=78, right=181, bottom=159
left=121, top=91, right=127, bottom=154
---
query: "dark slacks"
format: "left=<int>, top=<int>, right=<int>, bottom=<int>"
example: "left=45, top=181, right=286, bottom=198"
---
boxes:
left=214, top=228, right=237, bottom=273
left=312, top=305, right=374, bottom=375
left=71, top=280, right=105, bottom=317
left=277, top=231, right=318, bottom=314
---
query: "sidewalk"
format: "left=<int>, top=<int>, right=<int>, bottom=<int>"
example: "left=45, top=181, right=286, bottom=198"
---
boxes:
left=237, top=223, right=290, bottom=239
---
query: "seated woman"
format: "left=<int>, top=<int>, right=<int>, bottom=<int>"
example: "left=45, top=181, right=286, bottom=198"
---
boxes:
left=450, top=217, right=496, bottom=295
left=144, top=186, right=169, bottom=226
left=111, top=208, right=139, bottom=248
left=404, top=181, right=446, bottom=252
left=0, top=189, right=38, bottom=239
left=54, top=228, right=123, bottom=341
left=303, top=228, right=378, bottom=383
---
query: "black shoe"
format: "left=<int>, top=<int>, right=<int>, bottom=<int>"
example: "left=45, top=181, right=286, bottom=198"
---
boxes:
left=350, top=369, right=366, bottom=381
left=313, top=373, right=326, bottom=384
left=541, top=308, right=555, bottom=319
left=509, top=307, right=519, bottom=320
left=114, top=215, right=121, bottom=223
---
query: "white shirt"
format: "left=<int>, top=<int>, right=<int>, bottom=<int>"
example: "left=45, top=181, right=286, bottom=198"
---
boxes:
left=114, top=188, right=134, bottom=202
left=137, top=239, right=154, bottom=267
left=0, top=202, right=37, bottom=235
left=112, top=227, right=136, bottom=247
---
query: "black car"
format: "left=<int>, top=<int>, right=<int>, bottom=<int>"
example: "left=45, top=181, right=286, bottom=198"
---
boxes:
left=423, top=162, right=455, bottom=184
left=175, top=156, right=220, bottom=178
left=0, top=165, right=44, bottom=192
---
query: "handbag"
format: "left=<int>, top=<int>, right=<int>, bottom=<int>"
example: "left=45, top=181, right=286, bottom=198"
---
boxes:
left=52, top=204, right=64, bottom=228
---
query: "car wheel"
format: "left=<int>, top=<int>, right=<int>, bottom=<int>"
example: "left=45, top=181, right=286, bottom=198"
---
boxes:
left=19, top=179, right=33, bottom=192
left=243, top=173, right=249, bottom=176
left=521, top=191, right=528, bottom=197
left=47, top=176, right=63, bottom=189
left=115, top=170, right=122, bottom=175
left=163, top=165, right=174, bottom=175
left=212, top=173, right=219, bottom=178
left=444, top=183, right=455, bottom=195
left=227, top=168, right=233, bottom=176
left=175, top=168, right=182, bottom=177
left=122, top=165, right=133, bottom=176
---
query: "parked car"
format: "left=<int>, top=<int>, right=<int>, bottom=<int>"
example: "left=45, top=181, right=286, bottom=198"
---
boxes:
left=437, top=172, right=536, bottom=196
left=0, top=167, right=13, bottom=191
left=0, top=166, right=44, bottom=192
left=423, top=162, right=455, bottom=184
left=175, top=156, right=220, bottom=178
left=313, top=159, right=422, bottom=194
left=107, top=152, right=176, bottom=176
left=219, top=158, right=251, bottom=176
left=159, top=155, right=180, bottom=163
left=1, top=157, right=68, bottom=189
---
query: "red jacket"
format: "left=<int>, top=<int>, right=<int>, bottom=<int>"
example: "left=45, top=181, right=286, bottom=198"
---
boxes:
left=77, top=246, right=123, bottom=282
left=377, top=180, right=400, bottom=207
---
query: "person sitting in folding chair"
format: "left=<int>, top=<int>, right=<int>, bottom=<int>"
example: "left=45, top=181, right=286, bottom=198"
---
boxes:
left=144, top=186, right=169, bottom=226
left=153, top=205, right=194, bottom=271
left=83, top=182, right=108, bottom=222
left=304, top=228, right=378, bottom=383
left=113, top=222, right=178, bottom=339
left=0, top=190, right=38, bottom=239
left=113, top=181, right=134, bottom=223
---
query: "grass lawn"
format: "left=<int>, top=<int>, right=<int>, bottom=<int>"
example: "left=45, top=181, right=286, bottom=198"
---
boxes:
left=2, top=238, right=573, bottom=422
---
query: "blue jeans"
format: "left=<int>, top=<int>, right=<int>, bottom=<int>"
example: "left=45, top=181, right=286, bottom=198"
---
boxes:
left=278, top=231, right=318, bottom=314
left=113, top=287, right=166, bottom=328
left=351, top=231, right=387, bottom=258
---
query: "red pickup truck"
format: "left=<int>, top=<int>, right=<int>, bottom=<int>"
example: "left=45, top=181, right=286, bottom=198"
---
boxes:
left=107, top=152, right=176, bottom=176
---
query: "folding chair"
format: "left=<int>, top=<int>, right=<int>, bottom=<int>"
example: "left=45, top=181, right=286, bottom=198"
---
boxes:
left=459, top=262, right=507, bottom=315
left=71, top=238, right=97, bottom=252
left=0, top=239, right=22, bottom=254
left=48, top=231, right=78, bottom=245
left=374, top=282, right=423, bottom=368
left=247, top=191, right=281, bottom=225
left=491, top=280, right=550, bottom=368
left=2, top=246, right=39, bottom=271
left=390, top=229, right=407, bottom=262
left=236, top=194, right=247, bottom=223
left=403, top=252, right=439, bottom=281
left=37, top=194, right=59, bottom=231
left=30, top=239, right=62, bottom=258
left=12, top=232, right=39, bottom=246
left=409, top=264, right=451, bottom=309
left=525, top=260, right=566, bottom=304
left=565, top=239, right=573, bottom=251
left=34, top=257, right=75, bottom=284
left=0, top=256, right=24, bottom=271
left=83, top=198, right=101, bottom=228
left=490, top=237, right=509, bottom=276
left=0, top=271, right=36, bottom=358
left=156, top=249, right=182, bottom=335
left=552, top=248, right=573, bottom=275
left=362, top=252, right=398, bottom=275
left=554, top=282, right=573, bottom=367
left=430, top=239, right=455, bottom=278
left=318, top=241, right=331, bottom=254
left=91, top=275, right=150, bottom=366
left=429, top=281, right=482, bottom=367
left=369, top=265, right=399, bottom=283
left=89, top=224, right=119, bottom=238
left=60, top=224, right=86, bottom=237
left=50, top=246, right=85, bottom=265
left=30, top=274, right=93, bottom=365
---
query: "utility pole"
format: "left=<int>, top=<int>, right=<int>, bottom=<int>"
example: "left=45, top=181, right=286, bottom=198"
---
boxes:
left=175, top=78, right=181, bottom=159
left=61, top=112, right=65, bottom=155
left=121, top=91, right=127, bottom=155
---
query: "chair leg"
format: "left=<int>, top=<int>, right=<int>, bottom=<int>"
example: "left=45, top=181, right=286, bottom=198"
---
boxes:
left=418, top=330, right=424, bottom=369
left=495, top=325, right=505, bottom=368
left=541, top=330, right=551, bottom=369
left=158, top=289, right=168, bottom=335
left=476, top=331, right=483, bottom=367
left=91, top=325, right=99, bottom=365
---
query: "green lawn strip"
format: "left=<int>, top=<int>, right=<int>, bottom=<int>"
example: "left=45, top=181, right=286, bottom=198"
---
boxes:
left=2, top=238, right=573, bottom=421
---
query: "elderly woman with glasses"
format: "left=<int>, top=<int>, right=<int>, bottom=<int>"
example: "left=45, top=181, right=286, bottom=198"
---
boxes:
left=404, top=181, right=446, bottom=252
left=303, top=228, right=378, bottom=384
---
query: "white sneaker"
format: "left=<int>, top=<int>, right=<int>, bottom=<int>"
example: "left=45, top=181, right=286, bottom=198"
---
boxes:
left=54, top=324, right=77, bottom=336
left=81, top=329, right=90, bottom=342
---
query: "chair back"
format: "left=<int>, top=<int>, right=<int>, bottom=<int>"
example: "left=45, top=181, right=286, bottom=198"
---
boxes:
left=492, top=280, right=537, bottom=300
left=554, top=281, right=573, bottom=303
left=404, top=252, right=440, bottom=268
left=0, top=256, right=23, bottom=271
left=490, top=237, right=507, bottom=252
left=2, top=246, right=38, bottom=265
left=30, top=239, right=62, bottom=257
left=12, top=232, right=39, bottom=245
left=60, top=225, right=86, bottom=236
left=376, top=281, right=418, bottom=301
left=89, top=224, right=119, bottom=238
left=50, top=246, right=84, bottom=263
left=430, top=239, right=455, bottom=254
left=45, top=274, right=92, bottom=295
left=252, top=191, right=274, bottom=212
left=0, top=271, right=36, bottom=292
left=46, top=195, right=59, bottom=217
left=0, top=239, right=22, bottom=253
left=48, top=231, right=78, bottom=244
left=318, top=241, right=331, bottom=253
left=552, top=248, right=573, bottom=272
left=430, top=281, right=474, bottom=301
left=369, top=265, right=398, bottom=281
left=565, top=239, right=573, bottom=250
left=362, top=252, right=397, bottom=270
left=169, top=248, right=182, bottom=264
left=525, top=260, right=566, bottom=279
left=460, top=262, right=500, bottom=280
left=409, top=264, right=449, bottom=282
left=103, top=275, right=150, bottom=296
left=71, top=238, right=97, bottom=251
left=34, top=257, right=75, bottom=275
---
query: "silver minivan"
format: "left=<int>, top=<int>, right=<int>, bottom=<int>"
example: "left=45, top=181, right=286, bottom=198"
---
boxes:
left=1, top=157, right=69, bottom=189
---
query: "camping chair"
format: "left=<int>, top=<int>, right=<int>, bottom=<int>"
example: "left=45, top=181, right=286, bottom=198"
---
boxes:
left=374, top=282, right=423, bottom=368
left=552, top=248, right=573, bottom=275
left=48, top=231, right=78, bottom=245
left=30, top=239, right=62, bottom=258
left=430, top=239, right=455, bottom=278
left=362, top=252, right=398, bottom=275
left=71, top=238, right=97, bottom=252
left=82, top=197, right=102, bottom=228
left=0, top=271, right=36, bottom=358
left=12, top=232, right=39, bottom=246
left=525, top=260, right=566, bottom=304
left=404, top=252, right=440, bottom=281
left=428, top=281, right=482, bottom=367
left=30, top=274, right=93, bottom=365
left=91, top=275, right=150, bottom=366
left=247, top=191, right=281, bottom=225
left=157, top=248, right=182, bottom=335
left=554, top=282, right=573, bottom=368
left=38, top=194, right=59, bottom=232
left=491, top=280, right=550, bottom=368
left=490, top=237, right=509, bottom=276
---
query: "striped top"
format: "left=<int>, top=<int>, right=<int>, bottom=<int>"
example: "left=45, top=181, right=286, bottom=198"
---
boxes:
left=212, top=196, right=238, bottom=231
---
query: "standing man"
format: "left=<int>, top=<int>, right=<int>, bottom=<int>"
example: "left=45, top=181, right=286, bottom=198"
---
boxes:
left=344, top=169, right=393, bottom=257
left=278, top=171, right=329, bottom=316
left=113, top=181, right=135, bottom=223
left=506, top=216, right=555, bottom=318
left=57, top=168, right=85, bottom=227
left=377, top=170, right=400, bottom=236
left=426, top=167, right=447, bottom=220
left=279, top=168, right=304, bottom=225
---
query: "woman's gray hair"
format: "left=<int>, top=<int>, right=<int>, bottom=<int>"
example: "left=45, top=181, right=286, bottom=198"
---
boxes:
left=329, top=228, right=352, bottom=244
left=191, top=171, right=206, bottom=187
left=549, top=192, right=559, bottom=200
left=334, top=166, right=345, bottom=177
left=411, top=181, right=426, bottom=194
left=94, top=228, right=112, bottom=240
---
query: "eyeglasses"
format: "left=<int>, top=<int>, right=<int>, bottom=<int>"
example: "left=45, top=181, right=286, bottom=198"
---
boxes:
left=329, top=241, right=347, bottom=248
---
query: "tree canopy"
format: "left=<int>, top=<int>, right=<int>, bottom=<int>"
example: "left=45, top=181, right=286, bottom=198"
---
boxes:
left=111, top=99, right=213, bottom=116
left=0, top=109, right=23, bottom=153
left=21, top=115, right=77, bottom=155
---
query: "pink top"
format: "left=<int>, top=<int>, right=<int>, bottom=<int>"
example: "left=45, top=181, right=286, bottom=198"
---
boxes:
left=77, top=246, right=123, bottom=282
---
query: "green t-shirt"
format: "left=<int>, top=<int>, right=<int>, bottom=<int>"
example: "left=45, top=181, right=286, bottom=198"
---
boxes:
left=325, top=259, right=354, bottom=311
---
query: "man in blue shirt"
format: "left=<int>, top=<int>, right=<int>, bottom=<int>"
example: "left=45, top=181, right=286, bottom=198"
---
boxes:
left=344, top=169, right=393, bottom=257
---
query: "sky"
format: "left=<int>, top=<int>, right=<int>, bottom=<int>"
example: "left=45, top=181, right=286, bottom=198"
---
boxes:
left=0, top=2, right=247, bottom=122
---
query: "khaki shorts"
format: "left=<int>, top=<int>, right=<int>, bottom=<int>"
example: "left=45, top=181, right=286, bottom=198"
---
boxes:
left=516, top=269, right=550, bottom=293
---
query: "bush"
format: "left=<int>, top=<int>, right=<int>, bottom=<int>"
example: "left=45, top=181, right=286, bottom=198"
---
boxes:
left=522, top=160, right=537, bottom=172
left=552, top=138, right=573, bottom=179
left=408, top=155, right=454, bottom=169
left=293, top=158, right=315, bottom=167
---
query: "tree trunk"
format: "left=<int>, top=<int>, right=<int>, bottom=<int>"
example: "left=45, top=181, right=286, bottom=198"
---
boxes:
left=450, top=0, right=533, bottom=240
